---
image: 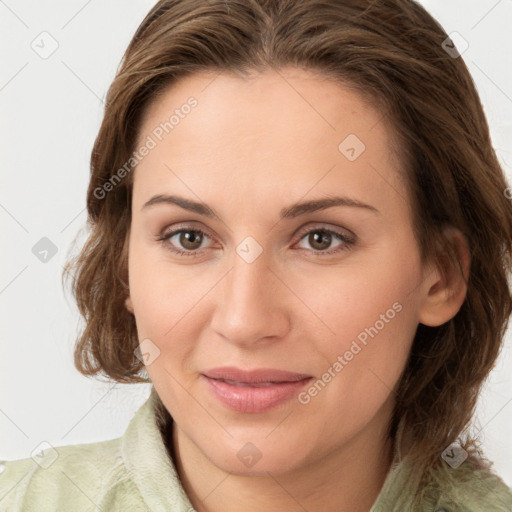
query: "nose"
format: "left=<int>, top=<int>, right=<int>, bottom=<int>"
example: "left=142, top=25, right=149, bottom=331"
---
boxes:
left=209, top=248, right=291, bottom=348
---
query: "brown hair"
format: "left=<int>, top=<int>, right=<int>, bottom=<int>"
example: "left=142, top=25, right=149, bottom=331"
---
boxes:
left=62, top=0, right=512, bottom=498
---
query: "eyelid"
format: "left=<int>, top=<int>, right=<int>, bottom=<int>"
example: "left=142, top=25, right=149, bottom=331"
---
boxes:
left=157, top=223, right=217, bottom=257
left=161, top=221, right=355, bottom=242
left=157, top=221, right=357, bottom=257
left=294, top=222, right=356, bottom=243
left=160, top=221, right=216, bottom=242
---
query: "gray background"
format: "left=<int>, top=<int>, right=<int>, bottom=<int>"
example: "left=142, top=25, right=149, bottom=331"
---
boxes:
left=1, top=0, right=511, bottom=485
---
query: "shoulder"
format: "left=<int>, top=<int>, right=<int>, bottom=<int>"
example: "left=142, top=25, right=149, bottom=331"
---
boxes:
left=372, top=455, right=512, bottom=512
left=0, top=390, right=191, bottom=511
left=0, top=436, right=147, bottom=511
left=433, top=459, right=512, bottom=512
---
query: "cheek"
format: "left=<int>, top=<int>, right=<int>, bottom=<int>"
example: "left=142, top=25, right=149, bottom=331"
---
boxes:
left=291, top=246, right=420, bottom=408
left=127, top=240, right=214, bottom=334
left=290, top=252, right=420, bottom=353
left=126, top=247, right=227, bottom=395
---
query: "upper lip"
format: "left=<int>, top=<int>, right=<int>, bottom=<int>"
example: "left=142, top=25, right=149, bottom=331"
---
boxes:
left=202, top=366, right=312, bottom=384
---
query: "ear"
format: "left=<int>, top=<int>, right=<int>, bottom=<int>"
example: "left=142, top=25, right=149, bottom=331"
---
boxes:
left=125, top=295, right=134, bottom=315
left=418, top=228, right=471, bottom=327
left=122, top=227, right=134, bottom=315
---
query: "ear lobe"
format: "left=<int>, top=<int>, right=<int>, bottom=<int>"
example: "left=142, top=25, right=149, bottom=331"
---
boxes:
left=125, top=295, right=134, bottom=314
left=418, top=228, right=471, bottom=327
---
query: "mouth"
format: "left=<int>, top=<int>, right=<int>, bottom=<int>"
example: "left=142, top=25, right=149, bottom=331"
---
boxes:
left=212, top=379, right=293, bottom=387
left=201, top=366, right=313, bottom=413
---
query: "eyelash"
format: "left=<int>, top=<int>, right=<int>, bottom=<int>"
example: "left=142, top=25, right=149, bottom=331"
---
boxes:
left=156, top=224, right=356, bottom=258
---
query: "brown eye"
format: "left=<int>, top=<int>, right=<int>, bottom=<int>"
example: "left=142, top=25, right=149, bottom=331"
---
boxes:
left=157, top=227, right=213, bottom=257
left=157, top=224, right=355, bottom=258
left=178, top=230, right=204, bottom=250
left=296, top=227, right=355, bottom=255
left=308, top=231, right=333, bottom=251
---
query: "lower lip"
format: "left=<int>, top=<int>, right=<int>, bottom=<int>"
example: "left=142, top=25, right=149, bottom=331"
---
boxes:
left=202, top=375, right=312, bottom=413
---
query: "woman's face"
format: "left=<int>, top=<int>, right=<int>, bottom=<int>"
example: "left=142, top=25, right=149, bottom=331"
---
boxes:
left=125, top=67, right=434, bottom=475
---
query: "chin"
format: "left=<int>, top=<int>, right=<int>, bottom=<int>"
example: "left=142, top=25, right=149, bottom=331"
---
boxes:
left=200, top=436, right=312, bottom=476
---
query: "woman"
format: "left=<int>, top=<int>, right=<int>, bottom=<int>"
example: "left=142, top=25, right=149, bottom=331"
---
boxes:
left=1, top=0, right=511, bottom=510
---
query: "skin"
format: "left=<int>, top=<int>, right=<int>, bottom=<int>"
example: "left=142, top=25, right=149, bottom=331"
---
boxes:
left=124, top=67, right=470, bottom=512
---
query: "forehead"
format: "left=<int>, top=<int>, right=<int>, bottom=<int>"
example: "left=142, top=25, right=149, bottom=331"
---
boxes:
left=132, top=67, right=406, bottom=216
left=138, top=67, right=389, bottom=148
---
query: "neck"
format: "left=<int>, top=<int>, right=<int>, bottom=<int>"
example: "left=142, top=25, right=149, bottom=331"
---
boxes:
left=171, top=412, right=394, bottom=512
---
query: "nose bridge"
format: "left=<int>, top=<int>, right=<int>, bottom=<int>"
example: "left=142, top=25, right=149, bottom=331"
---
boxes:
left=210, top=244, right=289, bottom=345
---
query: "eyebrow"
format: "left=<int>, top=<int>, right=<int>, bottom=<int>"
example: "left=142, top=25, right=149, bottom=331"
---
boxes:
left=141, top=194, right=379, bottom=218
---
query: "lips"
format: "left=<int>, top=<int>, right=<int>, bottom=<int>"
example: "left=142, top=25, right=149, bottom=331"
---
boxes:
left=201, top=366, right=313, bottom=413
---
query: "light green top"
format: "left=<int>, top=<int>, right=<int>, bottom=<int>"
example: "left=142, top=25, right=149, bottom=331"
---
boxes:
left=1, top=390, right=511, bottom=511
